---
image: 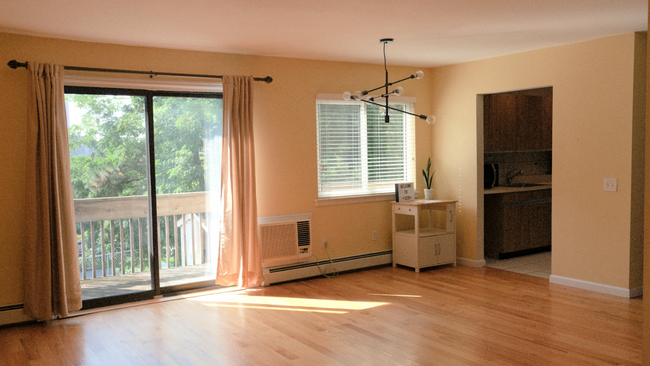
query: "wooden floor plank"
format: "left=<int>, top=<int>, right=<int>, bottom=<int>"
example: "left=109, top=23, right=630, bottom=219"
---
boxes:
left=0, top=265, right=642, bottom=365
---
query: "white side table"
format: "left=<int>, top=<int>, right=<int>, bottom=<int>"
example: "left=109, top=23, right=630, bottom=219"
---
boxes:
left=392, top=199, right=457, bottom=272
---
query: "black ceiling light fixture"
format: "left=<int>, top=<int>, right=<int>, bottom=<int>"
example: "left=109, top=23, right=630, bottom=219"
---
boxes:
left=343, top=38, right=435, bottom=124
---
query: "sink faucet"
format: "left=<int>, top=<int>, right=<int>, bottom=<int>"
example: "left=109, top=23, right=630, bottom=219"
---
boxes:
left=506, top=169, right=524, bottom=186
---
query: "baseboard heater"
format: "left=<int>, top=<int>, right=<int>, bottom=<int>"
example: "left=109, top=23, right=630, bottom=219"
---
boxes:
left=261, top=250, right=392, bottom=286
left=0, top=304, right=34, bottom=327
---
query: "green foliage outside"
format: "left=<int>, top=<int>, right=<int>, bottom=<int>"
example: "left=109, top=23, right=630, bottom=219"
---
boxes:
left=67, top=93, right=223, bottom=277
left=67, top=94, right=223, bottom=199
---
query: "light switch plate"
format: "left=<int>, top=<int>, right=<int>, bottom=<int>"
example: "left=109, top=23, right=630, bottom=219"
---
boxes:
left=604, top=178, right=617, bottom=192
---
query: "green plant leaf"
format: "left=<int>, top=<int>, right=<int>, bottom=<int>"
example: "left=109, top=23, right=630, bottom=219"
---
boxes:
left=423, top=158, right=434, bottom=189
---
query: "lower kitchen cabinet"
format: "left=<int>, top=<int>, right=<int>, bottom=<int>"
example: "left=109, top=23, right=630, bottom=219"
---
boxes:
left=484, top=189, right=551, bottom=259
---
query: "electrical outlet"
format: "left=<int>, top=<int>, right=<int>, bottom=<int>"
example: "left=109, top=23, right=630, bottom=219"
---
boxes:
left=604, top=178, right=617, bottom=192
left=372, top=231, right=378, bottom=241
left=323, top=237, right=328, bottom=248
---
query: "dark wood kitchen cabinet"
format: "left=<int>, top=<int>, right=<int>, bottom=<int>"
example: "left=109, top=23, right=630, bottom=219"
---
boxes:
left=484, top=94, right=552, bottom=152
left=484, top=189, right=551, bottom=259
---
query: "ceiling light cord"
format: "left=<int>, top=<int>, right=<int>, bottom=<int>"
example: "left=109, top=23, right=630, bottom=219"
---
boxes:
left=384, top=41, right=390, bottom=123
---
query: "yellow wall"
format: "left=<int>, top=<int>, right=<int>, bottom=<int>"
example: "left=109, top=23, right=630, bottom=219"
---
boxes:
left=430, top=33, right=646, bottom=289
left=0, top=32, right=433, bottom=307
left=1, top=29, right=645, bottom=310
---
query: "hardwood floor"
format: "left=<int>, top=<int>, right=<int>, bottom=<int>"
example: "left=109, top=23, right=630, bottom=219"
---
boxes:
left=0, top=265, right=642, bottom=365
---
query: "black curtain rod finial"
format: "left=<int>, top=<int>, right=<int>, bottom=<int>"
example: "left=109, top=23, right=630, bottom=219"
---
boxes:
left=7, top=60, right=28, bottom=69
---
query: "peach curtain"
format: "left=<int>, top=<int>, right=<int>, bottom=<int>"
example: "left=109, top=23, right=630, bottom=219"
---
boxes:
left=217, top=76, right=263, bottom=287
left=23, top=63, right=82, bottom=319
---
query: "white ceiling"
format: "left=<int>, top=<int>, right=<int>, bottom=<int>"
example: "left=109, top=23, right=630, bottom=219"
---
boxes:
left=1, top=0, right=647, bottom=68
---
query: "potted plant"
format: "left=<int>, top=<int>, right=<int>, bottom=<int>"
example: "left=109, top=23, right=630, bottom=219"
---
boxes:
left=422, top=158, right=435, bottom=200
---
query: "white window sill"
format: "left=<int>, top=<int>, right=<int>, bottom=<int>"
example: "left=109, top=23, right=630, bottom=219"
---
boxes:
left=316, top=191, right=420, bottom=206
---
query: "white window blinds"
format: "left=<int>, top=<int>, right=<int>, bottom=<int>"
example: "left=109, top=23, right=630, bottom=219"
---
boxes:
left=316, top=94, right=416, bottom=198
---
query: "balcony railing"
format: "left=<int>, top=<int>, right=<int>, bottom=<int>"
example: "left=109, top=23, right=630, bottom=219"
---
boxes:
left=74, top=192, right=218, bottom=280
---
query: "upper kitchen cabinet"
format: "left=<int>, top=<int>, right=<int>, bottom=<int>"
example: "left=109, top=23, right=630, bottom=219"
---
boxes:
left=484, top=89, right=552, bottom=152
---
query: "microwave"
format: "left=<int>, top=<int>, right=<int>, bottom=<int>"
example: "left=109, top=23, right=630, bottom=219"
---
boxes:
left=484, top=164, right=498, bottom=189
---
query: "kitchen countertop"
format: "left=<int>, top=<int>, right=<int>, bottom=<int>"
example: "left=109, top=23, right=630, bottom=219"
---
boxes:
left=483, top=183, right=552, bottom=195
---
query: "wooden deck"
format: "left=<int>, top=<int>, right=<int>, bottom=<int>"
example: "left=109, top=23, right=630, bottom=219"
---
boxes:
left=74, top=191, right=218, bottom=301
left=80, top=263, right=216, bottom=300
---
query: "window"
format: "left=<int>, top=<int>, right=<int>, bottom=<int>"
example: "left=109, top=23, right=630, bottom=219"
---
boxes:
left=316, top=94, right=416, bottom=198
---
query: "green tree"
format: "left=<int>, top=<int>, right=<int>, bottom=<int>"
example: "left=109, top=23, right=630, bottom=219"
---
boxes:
left=67, top=92, right=223, bottom=275
left=68, top=94, right=148, bottom=198
left=66, top=94, right=223, bottom=199
left=153, top=96, right=222, bottom=194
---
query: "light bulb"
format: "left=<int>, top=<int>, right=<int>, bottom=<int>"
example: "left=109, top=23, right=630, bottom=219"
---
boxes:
left=426, top=115, right=436, bottom=124
left=393, top=86, right=404, bottom=96
left=414, top=70, right=424, bottom=79
left=343, top=91, right=351, bottom=101
left=354, top=91, right=363, bottom=99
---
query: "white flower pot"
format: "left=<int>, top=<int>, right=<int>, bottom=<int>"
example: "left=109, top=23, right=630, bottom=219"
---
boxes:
left=424, top=188, right=434, bottom=200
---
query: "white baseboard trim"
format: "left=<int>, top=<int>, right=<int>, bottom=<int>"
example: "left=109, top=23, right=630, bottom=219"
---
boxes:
left=457, top=257, right=487, bottom=267
left=262, top=251, right=392, bottom=286
left=629, top=286, right=643, bottom=298
left=549, top=275, right=643, bottom=298
left=0, top=305, right=34, bottom=327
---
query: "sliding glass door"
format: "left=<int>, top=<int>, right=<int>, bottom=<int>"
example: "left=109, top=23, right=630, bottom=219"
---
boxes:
left=65, top=87, right=223, bottom=308
left=153, top=95, right=222, bottom=288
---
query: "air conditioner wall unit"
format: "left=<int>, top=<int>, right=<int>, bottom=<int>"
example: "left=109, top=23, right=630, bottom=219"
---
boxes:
left=258, top=213, right=311, bottom=268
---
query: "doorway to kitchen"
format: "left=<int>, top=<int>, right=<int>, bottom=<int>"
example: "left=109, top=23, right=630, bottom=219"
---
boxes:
left=480, top=87, right=553, bottom=278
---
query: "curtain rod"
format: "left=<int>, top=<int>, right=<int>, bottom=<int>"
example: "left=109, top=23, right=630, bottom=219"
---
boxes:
left=7, top=60, right=273, bottom=84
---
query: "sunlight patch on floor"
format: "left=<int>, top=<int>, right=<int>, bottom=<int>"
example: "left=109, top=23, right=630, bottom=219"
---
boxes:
left=189, top=293, right=390, bottom=314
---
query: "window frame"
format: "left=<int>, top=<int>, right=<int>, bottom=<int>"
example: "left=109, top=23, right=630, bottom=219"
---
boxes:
left=64, top=77, right=224, bottom=310
left=315, top=93, right=417, bottom=204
